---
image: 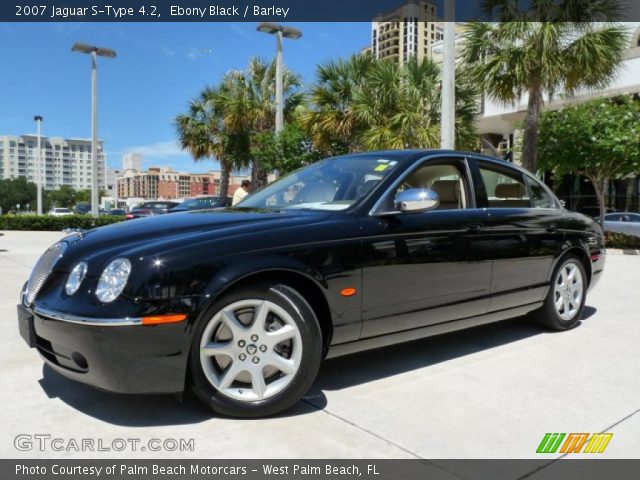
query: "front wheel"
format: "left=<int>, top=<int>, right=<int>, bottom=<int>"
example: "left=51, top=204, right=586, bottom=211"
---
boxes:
left=531, top=255, right=587, bottom=331
left=189, top=282, right=322, bottom=418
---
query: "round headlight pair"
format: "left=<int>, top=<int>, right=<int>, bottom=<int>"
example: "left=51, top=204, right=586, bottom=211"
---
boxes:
left=65, top=258, right=131, bottom=303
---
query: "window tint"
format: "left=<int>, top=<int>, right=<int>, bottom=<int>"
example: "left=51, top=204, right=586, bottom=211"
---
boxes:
left=479, top=163, right=530, bottom=208
left=605, top=214, right=622, bottom=221
left=395, top=162, right=468, bottom=210
left=524, top=175, right=555, bottom=209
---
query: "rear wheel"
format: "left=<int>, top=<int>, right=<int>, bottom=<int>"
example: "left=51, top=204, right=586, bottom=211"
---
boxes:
left=190, top=282, right=322, bottom=417
left=531, top=255, right=587, bottom=331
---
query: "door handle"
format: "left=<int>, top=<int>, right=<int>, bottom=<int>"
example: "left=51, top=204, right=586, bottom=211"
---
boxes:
left=546, top=224, right=558, bottom=233
left=465, top=223, right=483, bottom=234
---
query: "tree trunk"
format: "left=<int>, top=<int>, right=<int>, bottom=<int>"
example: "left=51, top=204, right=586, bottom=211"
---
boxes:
left=522, top=85, right=543, bottom=173
left=589, top=176, right=607, bottom=228
left=219, top=160, right=231, bottom=198
left=251, top=158, right=268, bottom=190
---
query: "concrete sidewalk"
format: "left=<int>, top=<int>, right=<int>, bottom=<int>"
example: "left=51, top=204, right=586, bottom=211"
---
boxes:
left=1, top=230, right=638, bottom=467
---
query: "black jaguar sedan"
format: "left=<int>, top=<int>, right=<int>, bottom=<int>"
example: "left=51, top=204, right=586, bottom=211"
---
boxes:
left=17, top=150, right=605, bottom=417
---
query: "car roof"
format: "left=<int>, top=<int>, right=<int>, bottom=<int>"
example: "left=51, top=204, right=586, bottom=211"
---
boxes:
left=339, top=149, right=509, bottom=164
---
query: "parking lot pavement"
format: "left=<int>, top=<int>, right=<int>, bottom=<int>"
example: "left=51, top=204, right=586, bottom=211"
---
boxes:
left=1, top=230, right=639, bottom=465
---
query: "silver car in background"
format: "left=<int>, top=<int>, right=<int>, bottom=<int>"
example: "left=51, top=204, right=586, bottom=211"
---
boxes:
left=603, top=212, right=640, bottom=237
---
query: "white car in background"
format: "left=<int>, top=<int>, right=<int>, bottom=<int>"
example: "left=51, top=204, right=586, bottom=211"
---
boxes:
left=603, top=212, right=640, bottom=237
left=48, top=207, right=73, bottom=217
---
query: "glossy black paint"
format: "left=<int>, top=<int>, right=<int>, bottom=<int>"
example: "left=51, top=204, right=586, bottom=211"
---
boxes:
left=19, top=150, right=605, bottom=394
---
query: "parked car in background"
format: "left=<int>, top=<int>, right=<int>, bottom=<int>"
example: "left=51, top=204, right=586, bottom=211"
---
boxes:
left=579, top=205, right=616, bottom=219
left=125, top=201, right=179, bottom=220
left=106, top=209, right=126, bottom=216
left=18, top=150, right=606, bottom=418
left=602, top=212, right=640, bottom=237
left=48, top=208, right=73, bottom=217
left=169, top=196, right=232, bottom=213
left=73, top=203, right=91, bottom=215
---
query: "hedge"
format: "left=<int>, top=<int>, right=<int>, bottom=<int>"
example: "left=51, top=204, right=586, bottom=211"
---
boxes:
left=0, top=214, right=125, bottom=231
left=605, top=231, right=640, bottom=250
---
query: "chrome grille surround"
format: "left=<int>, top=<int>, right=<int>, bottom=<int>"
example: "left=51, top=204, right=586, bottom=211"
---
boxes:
left=23, top=241, right=67, bottom=306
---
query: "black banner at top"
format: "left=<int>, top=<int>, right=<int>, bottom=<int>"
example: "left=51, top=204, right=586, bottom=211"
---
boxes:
left=3, top=0, right=640, bottom=22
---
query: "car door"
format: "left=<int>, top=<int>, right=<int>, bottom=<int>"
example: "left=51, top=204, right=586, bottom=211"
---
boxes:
left=470, top=158, right=566, bottom=312
left=358, top=156, right=492, bottom=338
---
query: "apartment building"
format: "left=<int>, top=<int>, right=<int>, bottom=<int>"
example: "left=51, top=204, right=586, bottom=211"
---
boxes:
left=364, top=0, right=443, bottom=64
left=117, top=167, right=250, bottom=200
left=0, top=135, right=105, bottom=190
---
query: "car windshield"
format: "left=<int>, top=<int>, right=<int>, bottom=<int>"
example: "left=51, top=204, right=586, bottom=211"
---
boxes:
left=182, top=198, right=219, bottom=209
left=236, top=155, right=400, bottom=211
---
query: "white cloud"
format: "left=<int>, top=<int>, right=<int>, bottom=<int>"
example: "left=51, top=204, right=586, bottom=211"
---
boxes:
left=106, top=140, right=221, bottom=172
left=109, top=140, right=184, bottom=160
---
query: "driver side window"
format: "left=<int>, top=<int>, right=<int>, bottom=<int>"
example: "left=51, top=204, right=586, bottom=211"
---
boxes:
left=396, top=162, right=469, bottom=210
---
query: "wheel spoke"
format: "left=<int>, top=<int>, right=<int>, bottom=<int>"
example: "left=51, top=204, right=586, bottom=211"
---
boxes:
left=560, top=268, right=568, bottom=286
left=201, top=342, right=234, bottom=358
left=265, top=352, right=296, bottom=375
left=567, top=265, right=576, bottom=282
left=265, top=324, right=296, bottom=346
left=250, top=368, right=267, bottom=399
left=563, top=298, right=571, bottom=315
left=252, top=300, right=270, bottom=333
left=555, top=295, right=564, bottom=311
left=219, top=361, right=243, bottom=389
left=221, top=309, right=248, bottom=338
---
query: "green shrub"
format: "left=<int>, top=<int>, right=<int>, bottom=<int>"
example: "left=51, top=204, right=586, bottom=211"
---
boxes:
left=605, top=231, right=640, bottom=250
left=0, top=214, right=125, bottom=231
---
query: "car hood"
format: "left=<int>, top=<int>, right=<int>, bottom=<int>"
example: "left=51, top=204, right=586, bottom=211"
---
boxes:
left=56, top=208, right=332, bottom=273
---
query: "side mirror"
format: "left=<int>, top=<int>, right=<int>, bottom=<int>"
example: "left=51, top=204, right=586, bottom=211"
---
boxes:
left=394, top=188, right=439, bottom=213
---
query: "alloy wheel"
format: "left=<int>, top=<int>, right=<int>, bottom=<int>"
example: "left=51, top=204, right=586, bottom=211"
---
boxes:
left=553, top=261, right=584, bottom=321
left=199, top=299, right=302, bottom=402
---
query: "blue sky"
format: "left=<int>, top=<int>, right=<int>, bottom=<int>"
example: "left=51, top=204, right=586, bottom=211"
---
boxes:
left=0, top=22, right=370, bottom=172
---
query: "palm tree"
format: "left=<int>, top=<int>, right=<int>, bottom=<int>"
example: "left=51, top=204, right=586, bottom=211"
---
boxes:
left=353, top=58, right=479, bottom=150
left=301, top=54, right=376, bottom=154
left=218, top=58, right=304, bottom=188
left=303, top=55, right=479, bottom=152
left=175, top=87, right=249, bottom=198
left=462, top=8, right=628, bottom=172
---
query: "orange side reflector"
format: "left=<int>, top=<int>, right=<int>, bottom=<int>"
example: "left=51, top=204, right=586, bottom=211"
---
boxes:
left=141, top=314, right=187, bottom=325
left=340, top=287, right=357, bottom=297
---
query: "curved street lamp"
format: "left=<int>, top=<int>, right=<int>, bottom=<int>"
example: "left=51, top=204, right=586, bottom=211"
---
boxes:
left=71, top=43, right=116, bottom=217
left=256, top=23, right=302, bottom=135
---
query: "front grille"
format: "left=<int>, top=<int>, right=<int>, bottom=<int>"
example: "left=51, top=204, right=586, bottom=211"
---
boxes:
left=24, top=241, right=67, bottom=306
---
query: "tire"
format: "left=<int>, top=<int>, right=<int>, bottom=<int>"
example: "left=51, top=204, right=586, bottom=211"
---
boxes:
left=189, top=282, right=322, bottom=418
left=531, top=255, right=587, bottom=331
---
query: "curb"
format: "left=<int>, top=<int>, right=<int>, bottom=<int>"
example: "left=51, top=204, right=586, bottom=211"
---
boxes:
left=606, top=248, right=640, bottom=255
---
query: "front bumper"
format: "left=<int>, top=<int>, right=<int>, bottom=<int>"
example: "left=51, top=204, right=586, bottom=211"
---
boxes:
left=19, top=305, right=191, bottom=394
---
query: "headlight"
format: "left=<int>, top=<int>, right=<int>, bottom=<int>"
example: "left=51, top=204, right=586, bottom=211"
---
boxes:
left=95, top=258, right=131, bottom=303
left=65, top=262, right=88, bottom=296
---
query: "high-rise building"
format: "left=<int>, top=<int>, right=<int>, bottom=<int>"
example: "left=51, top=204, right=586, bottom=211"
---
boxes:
left=122, top=152, right=142, bottom=172
left=105, top=168, right=122, bottom=199
left=0, top=134, right=105, bottom=190
left=365, top=0, right=443, bottom=64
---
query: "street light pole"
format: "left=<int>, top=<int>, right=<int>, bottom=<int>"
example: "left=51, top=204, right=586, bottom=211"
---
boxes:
left=256, top=23, right=302, bottom=136
left=275, top=30, right=284, bottom=134
left=34, top=115, right=43, bottom=215
left=440, top=0, right=456, bottom=150
left=72, top=42, right=116, bottom=218
left=91, top=50, right=98, bottom=217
